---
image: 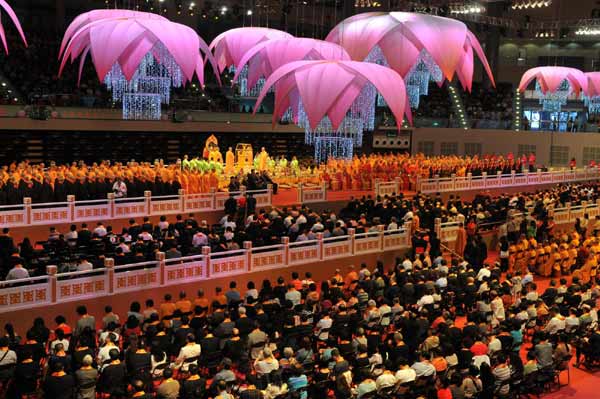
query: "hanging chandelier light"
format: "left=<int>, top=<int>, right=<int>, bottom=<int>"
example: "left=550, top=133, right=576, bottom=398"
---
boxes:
left=209, top=27, right=293, bottom=97
left=252, top=60, right=411, bottom=163
left=326, top=11, right=495, bottom=111
left=59, top=10, right=218, bottom=120
left=519, top=67, right=587, bottom=113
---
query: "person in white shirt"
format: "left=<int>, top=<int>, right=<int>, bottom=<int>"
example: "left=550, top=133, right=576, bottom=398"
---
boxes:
left=223, top=216, right=236, bottom=230
left=416, top=290, right=434, bottom=310
left=77, top=257, right=93, bottom=272
left=254, top=348, right=279, bottom=377
left=387, top=217, right=399, bottom=231
left=97, top=333, right=120, bottom=369
left=490, top=291, right=505, bottom=326
left=118, top=239, right=131, bottom=253
left=138, top=231, right=153, bottom=241
left=476, top=265, right=491, bottom=282
left=544, top=307, right=566, bottom=335
left=65, top=225, right=78, bottom=241
left=158, top=216, right=169, bottom=231
left=176, top=334, right=201, bottom=371
left=6, top=263, right=29, bottom=280
left=93, top=223, right=107, bottom=237
left=401, top=257, right=413, bottom=271
left=395, top=363, right=416, bottom=384
left=311, top=219, right=324, bottom=232
left=296, top=213, right=307, bottom=226
left=112, top=178, right=127, bottom=198
left=192, top=231, right=208, bottom=248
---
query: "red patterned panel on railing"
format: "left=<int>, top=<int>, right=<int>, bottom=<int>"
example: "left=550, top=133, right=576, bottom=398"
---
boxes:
left=514, top=175, right=528, bottom=185
left=115, top=200, right=147, bottom=218
left=302, top=189, right=326, bottom=204
left=184, top=194, right=213, bottom=212
left=440, top=226, right=459, bottom=243
left=31, top=206, right=70, bottom=226
left=210, top=254, right=247, bottom=278
left=288, top=243, right=320, bottom=265
left=570, top=207, right=584, bottom=222
left=165, top=261, right=205, bottom=284
left=57, top=275, right=108, bottom=302
left=0, top=209, right=25, bottom=227
left=322, top=240, right=352, bottom=260
left=0, top=281, right=49, bottom=312
left=552, top=173, right=565, bottom=183
left=470, top=179, right=485, bottom=190
left=74, top=204, right=110, bottom=222
left=586, top=169, right=599, bottom=179
left=419, top=182, right=438, bottom=193
left=251, top=248, right=285, bottom=271
left=527, top=174, right=540, bottom=184
left=454, top=178, right=470, bottom=190
left=437, top=180, right=454, bottom=192
left=254, top=192, right=271, bottom=207
left=114, top=268, right=160, bottom=293
left=383, top=233, right=408, bottom=251
left=354, top=235, right=381, bottom=255
left=540, top=173, right=553, bottom=183
left=150, top=199, right=182, bottom=216
left=485, top=177, right=500, bottom=187
left=376, top=183, right=398, bottom=197
left=586, top=205, right=600, bottom=219
left=553, top=210, right=570, bottom=224
left=500, top=176, right=514, bottom=187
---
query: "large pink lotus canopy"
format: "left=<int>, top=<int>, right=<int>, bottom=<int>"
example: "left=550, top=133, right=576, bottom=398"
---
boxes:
left=208, top=27, right=293, bottom=73
left=59, top=11, right=218, bottom=86
left=59, top=9, right=167, bottom=60
left=585, top=72, right=600, bottom=97
left=325, top=11, right=494, bottom=91
left=518, top=66, right=587, bottom=95
left=253, top=60, right=411, bottom=131
left=0, top=0, right=27, bottom=53
left=233, top=37, right=351, bottom=92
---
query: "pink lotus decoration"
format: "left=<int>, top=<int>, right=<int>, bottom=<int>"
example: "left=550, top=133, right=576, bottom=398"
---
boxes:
left=59, top=11, right=216, bottom=86
left=518, top=66, right=587, bottom=112
left=208, top=27, right=293, bottom=73
left=0, top=0, right=27, bottom=53
left=325, top=12, right=494, bottom=108
left=253, top=60, right=411, bottom=130
left=233, top=37, right=350, bottom=99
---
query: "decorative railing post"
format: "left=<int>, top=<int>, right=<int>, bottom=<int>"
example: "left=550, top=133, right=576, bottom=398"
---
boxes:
left=317, top=233, right=324, bottom=260
left=156, top=251, right=166, bottom=286
left=511, top=170, right=516, bottom=185
left=144, top=191, right=152, bottom=216
left=496, top=171, right=502, bottom=185
left=210, top=188, right=217, bottom=211
left=466, top=173, right=472, bottom=190
left=451, top=174, right=456, bottom=191
left=67, top=195, right=75, bottom=221
left=46, top=265, right=57, bottom=304
left=374, top=179, right=381, bottom=197
left=104, top=258, right=115, bottom=294
left=348, top=228, right=356, bottom=255
left=394, top=177, right=402, bottom=194
left=281, top=237, right=290, bottom=265
left=243, top=241, right=253, bottom=272
left=297, top=183, right=303, bottom=204
left=403, top=222, right=412, bottom=247
left=566, top=202, right=572, bottom=221
left=378, top=224, right=385, bottom=251
left=107, top=193, right=115, bottom=218
left=481, top=172, right=487, bottom=188
left=178, top=189, right=185, bottom=213
left=202, top=246, right=211, bottom=278
left=322, top=181, right=327, bottom=202
left=267, top=184, right=273, bottom=205
left=434, top=218, right=442, bottom=237
left=434, top=175, right=440, bottom=192
left=23, top=197, right=32, bottom=225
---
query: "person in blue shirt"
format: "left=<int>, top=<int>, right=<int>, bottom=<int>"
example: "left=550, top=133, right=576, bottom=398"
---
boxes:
left=287, top=364, right=308, bottom=399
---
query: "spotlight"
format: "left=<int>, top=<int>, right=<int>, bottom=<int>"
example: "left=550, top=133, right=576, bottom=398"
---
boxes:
left=247, top=9, right=253, bottom=15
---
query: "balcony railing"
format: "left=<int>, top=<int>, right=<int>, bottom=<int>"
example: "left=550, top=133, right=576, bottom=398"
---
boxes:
left=0, top=225, right=411, bottom=313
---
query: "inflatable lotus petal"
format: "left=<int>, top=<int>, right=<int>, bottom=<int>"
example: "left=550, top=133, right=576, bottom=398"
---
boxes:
left=0, top=0, right=27, bottom=53
left=325, top=11, right=494, bottom=90
left=585, top=72, right=600, bottom=97
left=518, top=67, right=587, bottom=95
left=253, top=60, right=411, bottom=131
left=208, top=27, right=293, bottom=73
left=233, top=37, right=350, bottom=92
left=59, top=10, right=218, bottom=86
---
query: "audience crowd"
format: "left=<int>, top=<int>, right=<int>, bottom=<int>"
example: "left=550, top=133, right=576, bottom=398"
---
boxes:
left=0, top=243, right=598, bottom=398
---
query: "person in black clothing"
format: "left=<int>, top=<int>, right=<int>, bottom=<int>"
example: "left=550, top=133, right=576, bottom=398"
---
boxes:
left=224, top=194, right=237, bottom=216
left=98, top=348, right=127, bottom=397
left=8, top=349, right=39, bottom=398
left=247, top=193, right=257, bottom=215
left=43, top=361, right=75, bottom=399
left=180, top=364, right=206, bottom=399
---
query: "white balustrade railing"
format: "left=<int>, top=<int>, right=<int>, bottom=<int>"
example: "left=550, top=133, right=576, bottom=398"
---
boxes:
left=0, top=186, right=273, bottom=229
left=297, top=183, right=327, bottom=204
left=0, top=225, right=411, bottom=313
left=415, top=167, right=600, bottom=194
left=436, top=199, right=600, bottom=247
